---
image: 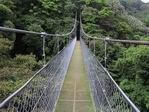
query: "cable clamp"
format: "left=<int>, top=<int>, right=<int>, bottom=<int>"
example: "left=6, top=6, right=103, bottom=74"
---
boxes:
left=41, top=32, right=47, bottom=37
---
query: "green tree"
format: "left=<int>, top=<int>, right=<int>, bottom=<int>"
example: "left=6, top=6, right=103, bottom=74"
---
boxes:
left=0, top=4, right=13, bottom=25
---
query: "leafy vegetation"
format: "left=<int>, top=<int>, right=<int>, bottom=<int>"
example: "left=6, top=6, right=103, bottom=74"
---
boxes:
left=0, top=37, right=42, bottom=101
left=120, top=0, right=149, bottom=27
left=0, top=0, right=148, bottom=111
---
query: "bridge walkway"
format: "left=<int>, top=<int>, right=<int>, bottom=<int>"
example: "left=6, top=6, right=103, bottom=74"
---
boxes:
left=55, top=41, right=94, bottom=112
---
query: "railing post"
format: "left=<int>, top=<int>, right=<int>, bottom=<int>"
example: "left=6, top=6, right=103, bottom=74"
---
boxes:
left=66, top=36, right=68, bottom=45
left=94, top=38, right=96, bottom=54
left=57, top=36, right=60, bottom=53
left=104, top=37, right=110, bottom=68
left=41, top=32, right=47, bottom=66
left=89, top=38, right=91, bottom=49
left=68, top=35, right=70, bottom=45
left=104, top=39, right=107, bottom=68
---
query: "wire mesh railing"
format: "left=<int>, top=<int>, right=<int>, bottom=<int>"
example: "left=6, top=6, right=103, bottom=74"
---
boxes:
left=0, top=37, right=76, bottom=112
left=80, top=37, right=140, bottom=112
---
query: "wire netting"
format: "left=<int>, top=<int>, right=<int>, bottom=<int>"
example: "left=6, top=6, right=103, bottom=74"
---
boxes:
left=80, top=37, right=140, bottom=112
left=0, top=38, right=76, bottom=112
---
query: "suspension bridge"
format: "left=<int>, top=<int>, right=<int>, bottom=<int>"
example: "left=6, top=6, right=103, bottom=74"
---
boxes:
left=0, top=15, right=149, bottom=112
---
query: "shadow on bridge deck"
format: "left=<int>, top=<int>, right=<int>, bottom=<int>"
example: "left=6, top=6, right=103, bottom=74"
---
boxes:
left=55, top=41, right=94, bottom=112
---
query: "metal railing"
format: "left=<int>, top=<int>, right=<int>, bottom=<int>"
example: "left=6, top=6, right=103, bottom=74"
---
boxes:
left=0, top=37, right=76, bottom=112
left=80, top=37, right=140, bottom=112
left=0, top=14, right=77, bottom=112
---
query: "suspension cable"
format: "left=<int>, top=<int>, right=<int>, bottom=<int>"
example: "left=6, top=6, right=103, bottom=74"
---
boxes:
left=0, top=14, right=77, bottom=37
left=105, top=38, right=149, bottom=45
left=81, top=23, right=149, bottom=46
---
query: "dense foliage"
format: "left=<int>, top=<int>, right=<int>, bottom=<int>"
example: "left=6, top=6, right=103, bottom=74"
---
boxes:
left=0, top=0, right=148, bottom=111
left=120, top=0, right=149, bottom=26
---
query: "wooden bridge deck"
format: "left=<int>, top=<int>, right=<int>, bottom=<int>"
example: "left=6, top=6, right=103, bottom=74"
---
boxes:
left=55, top=41, right=94, bottom=112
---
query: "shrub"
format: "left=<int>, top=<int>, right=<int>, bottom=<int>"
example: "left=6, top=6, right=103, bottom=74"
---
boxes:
left=14, top=54, right=42, bottom=70
left=0, top=38, right=13, bottom=58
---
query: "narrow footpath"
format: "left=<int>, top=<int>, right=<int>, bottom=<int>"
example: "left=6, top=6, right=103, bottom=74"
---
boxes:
left=55, top=41, right=94, bottom=112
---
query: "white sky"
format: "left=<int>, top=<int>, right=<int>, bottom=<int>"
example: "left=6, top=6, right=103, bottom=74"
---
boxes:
left=141, top=0, right=149, bottom=3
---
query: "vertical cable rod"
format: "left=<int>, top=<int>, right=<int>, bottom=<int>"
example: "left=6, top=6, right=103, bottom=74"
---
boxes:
left=104, top=38, right=107, bottom=68
left=57, top=36, right=60, bottom=53
left=41, top=32, right=47, bottom=66
left=89, top=38, right=91, bottom=49
left=93, top=38, right=96, bottom=54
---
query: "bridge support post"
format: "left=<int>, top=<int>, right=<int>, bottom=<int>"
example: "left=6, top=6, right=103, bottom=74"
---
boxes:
left=41, top=32, right=47, bottom=66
